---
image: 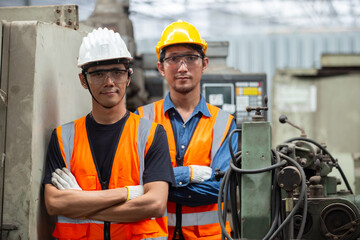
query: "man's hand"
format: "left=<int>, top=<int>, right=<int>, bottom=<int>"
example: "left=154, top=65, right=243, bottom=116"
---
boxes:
left=51, top=168, right=82, bottom=190
left=189, top=165, right=212, bottom=183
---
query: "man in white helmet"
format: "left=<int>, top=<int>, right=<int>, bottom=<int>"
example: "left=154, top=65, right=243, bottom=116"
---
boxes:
left=43, top=28, right=175, bottom=240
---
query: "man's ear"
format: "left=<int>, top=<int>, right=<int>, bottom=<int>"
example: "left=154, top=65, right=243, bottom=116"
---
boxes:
left=201, top=57, right=209, bottom=73
left=126, top=68, right=133, bottom=87
left=157, top=62, right=165, bottom=77
left=79, top=73, right=88, bottom=89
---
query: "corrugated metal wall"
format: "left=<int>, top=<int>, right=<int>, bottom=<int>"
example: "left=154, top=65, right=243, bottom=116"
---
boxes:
left=226, top=31, right=360, bottom=110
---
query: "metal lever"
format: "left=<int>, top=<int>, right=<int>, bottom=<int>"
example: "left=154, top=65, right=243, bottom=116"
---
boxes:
left=279, top=115, right=307, bottom=138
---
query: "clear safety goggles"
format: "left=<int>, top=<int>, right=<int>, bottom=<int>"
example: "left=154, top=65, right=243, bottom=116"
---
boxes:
left=86, top=68, right=128, bottom=85
left=163, top=54, right=203, bottom=68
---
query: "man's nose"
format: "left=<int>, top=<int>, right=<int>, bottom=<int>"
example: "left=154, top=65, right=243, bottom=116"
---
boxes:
left=104, top=73, right=116, bottom=84
left=178, top=59, right=188, bottom=71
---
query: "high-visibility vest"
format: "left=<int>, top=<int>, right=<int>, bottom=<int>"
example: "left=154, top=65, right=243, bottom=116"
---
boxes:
left=52, top=113, right=168, bottom=240
left=138, top=100, right=232, bottom=240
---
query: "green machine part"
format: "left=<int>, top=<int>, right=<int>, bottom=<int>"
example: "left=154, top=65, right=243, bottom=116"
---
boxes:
left=241, top=121, right=272, bottom=238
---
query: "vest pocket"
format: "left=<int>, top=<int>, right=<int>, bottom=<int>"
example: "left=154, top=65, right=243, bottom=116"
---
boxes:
left=78, top=175, right=97, bottom=190
left=131, top=219, right=159, bottom=235
left=53, top=222, right=88, bottom=239
left=197, top=222, right=221, bottom=237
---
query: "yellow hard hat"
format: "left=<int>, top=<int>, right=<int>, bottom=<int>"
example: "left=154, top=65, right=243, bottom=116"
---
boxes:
left=156, top=20, right=207, bottom=60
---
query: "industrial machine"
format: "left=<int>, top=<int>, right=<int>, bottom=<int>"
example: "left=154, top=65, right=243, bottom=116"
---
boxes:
left=217, top=98, right=360, bottom=240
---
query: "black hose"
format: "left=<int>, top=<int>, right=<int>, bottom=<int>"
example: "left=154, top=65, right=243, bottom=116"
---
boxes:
left=269, top=153, right=308, bottom=240
left=263, top=185, right=281, bottom=240
left=285, top=137, right=353, bottom=194
left=220, top=130, right=310, bottom=240
left=230, top=160, right=287, bottom=174
left=230, top=173, right=240, bottom=238
left=264, top=150, right=282, bottom=239
left=218, top=169, right=233, bottom=240
left=228, top=129, right=241, bottom=162
left=217, top=129, right=242, bottom=240
left=220, top=152, right=307, bottom=240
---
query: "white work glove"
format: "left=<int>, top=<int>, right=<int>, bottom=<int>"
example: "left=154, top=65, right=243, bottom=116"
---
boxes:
left=51, top=168, right=82, bottom=190
left=126, top=185, right=144, bottom=201
left=189, top=165, right=212, bottom=183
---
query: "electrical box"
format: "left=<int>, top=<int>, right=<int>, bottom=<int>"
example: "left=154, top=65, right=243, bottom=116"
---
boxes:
left=201, top=73, right=267, bottom=127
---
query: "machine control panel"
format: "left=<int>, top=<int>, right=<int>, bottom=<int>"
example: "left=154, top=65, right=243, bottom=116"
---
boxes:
left=201, top=74, right=267, bottom=127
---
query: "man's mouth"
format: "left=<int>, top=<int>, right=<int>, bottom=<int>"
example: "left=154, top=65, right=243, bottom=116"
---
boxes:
left=176, top=75, right=190, bottom=80
left=101, top=89, right=119, bottom=95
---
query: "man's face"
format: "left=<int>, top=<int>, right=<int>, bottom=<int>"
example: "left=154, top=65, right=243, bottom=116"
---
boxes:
left=158, top=45, right=208, bottom=95
left=81, top=63, right=130, bottom=108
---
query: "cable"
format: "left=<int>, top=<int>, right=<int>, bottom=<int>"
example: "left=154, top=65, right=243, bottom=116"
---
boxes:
left=219, top=149, right=308, bottom=239
left=264, top=150, right=282, bottom=240
left=220, top=130, right=312, bottom=240
left=285, top=137, right=353, bottom=194
left=269, top=152, right=308, bottom=240
left=218, top=169, right=233, bottom=240
left=263, top=184, right=281, bottom=240
left=229, top=173, right=240, bottom=239
left=228, top=129, right=241, bottom=162
left=219, top=154, right=289, bottom=239
left=230, top=160, right=286, bottom=174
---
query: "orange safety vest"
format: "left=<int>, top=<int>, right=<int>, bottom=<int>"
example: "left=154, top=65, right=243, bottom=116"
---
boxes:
left=138, top=99, right=232, bottom=240
left=52, top=113, right=168, bottom=240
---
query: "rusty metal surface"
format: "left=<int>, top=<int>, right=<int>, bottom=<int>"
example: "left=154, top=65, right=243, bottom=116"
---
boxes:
left=0, top=5, right=79, bottom=29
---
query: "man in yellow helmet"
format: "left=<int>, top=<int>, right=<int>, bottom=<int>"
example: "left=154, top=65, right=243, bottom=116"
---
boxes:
left=137, top=20, right=237, bottom=240
left=43, top=28, right=175, bottom=239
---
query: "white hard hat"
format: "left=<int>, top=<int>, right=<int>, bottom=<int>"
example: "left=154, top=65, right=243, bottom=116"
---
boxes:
left=77, top=27, right=132, bottom=68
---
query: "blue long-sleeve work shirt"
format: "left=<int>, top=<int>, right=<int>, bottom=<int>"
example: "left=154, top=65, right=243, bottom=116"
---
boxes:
left=135, top=94, right=238, bottom=207
left=162, top=94, right=238, bottom=207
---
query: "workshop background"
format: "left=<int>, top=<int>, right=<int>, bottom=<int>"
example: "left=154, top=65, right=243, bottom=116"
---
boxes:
left=0, top=0, right=360, bottom=239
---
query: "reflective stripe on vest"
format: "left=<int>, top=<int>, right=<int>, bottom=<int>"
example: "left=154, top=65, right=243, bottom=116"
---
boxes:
left=211, top=109, right=230, bottom=167
left=141, top=103, right=155, bottom=122
left=137, top=118, right=152, bottom=185
left=167, top=210, right=219, bottom=227
left=60, top=117, right=150, bottom=177
left=140, top=103, right=231, bottom=165
left=58, top=215, right=169, bottom=225
left=61, top=121, right=75, bottom=170
left=58, top=215, right=103, bottom=224
left=57, top=216, right=168, bottom=240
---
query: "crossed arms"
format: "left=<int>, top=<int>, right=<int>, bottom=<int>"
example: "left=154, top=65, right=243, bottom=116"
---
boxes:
left=44, top=168, right=168, bottom=222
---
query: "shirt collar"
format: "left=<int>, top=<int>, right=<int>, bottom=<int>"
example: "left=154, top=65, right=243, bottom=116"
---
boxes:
left=163, top=93, right=211, bottom=117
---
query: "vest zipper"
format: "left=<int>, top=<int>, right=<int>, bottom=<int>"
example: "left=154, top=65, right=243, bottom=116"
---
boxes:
left=173, top=204, right=185, bottom=240
left=102, top=181, right=111, bottom=240
left=104, top=221, right=110, bottom=240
